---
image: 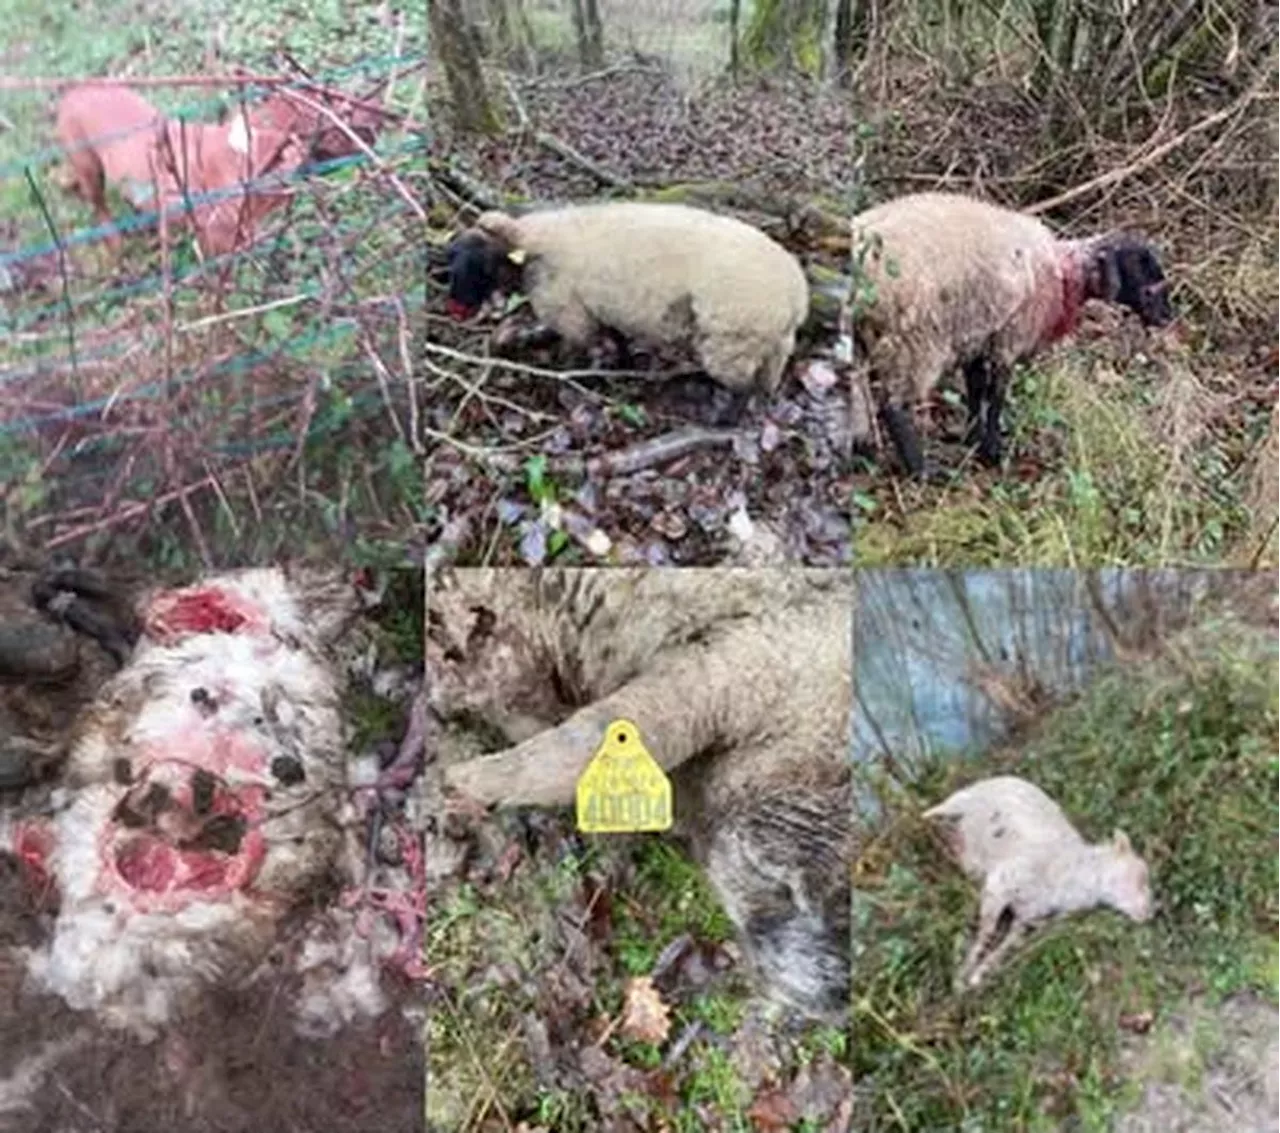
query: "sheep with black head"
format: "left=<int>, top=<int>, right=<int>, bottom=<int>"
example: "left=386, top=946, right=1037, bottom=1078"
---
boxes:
left=842, top=191, right=1174, bottom=478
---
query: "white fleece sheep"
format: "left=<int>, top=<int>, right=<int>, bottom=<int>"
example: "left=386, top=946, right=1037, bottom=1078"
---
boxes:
left=843, top=191, right=1173, bottom=475
left=448, top=201, right=810, bottom=410
left=19, top=568, right=356, bottom=1038
left=922, top=774, right=1154, bottom=990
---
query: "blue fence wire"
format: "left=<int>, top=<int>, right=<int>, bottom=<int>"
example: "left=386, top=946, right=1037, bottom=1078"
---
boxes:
left=1, top=138, right=424, bottom=337
left=1, top=52, right=428, bottom=497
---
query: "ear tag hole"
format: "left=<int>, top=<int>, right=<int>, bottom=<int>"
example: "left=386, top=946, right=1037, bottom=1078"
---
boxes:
left=575, top=718, right=673, bottom=835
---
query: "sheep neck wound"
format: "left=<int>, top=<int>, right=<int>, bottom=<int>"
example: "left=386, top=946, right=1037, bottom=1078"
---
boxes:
left=1046, top=246, right=1088, bottom=344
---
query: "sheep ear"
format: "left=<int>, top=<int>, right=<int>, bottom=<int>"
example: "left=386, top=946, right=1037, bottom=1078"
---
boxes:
left=1112, top=829, right=1132, bottom=853
left=507, top=248, right=527, bottom=266
left=226, top=111, right=251, bottom=156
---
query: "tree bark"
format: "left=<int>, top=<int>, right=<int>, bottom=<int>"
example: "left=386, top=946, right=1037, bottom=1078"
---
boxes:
left=729, top=0, right=742, bottom=77
left=429, top=0, right=500, bottom=134
left=571, top=0, right=606, bottom=70
left=743, top=0, right=829, bottom=76
left=833, top=0, right=871, bottom=86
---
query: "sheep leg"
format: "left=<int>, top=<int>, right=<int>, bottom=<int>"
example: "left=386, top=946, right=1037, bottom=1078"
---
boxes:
left=962, top=357, right=990, bottom=449
left=878, top=402, right=936, bottom=481
left=977, top=363, right=1008, bottom=467
left=30, top=569, right=138, bottom=666
left=958, top=887, right=1012, bottom=989
left=964, top=917, right=1040, bottom=990
left=502, top=323, right=561, bottom=355
left=711, top=388, right=753, bottom=427
left=601, top=325, right=635, bottom=370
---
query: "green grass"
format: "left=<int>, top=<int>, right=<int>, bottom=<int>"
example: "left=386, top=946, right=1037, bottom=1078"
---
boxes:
left=852, top=342, right=1274, bottom=570
left=850, top=618, right=1279, bottom=1130
left=427, top=830, right=822, bottom=1131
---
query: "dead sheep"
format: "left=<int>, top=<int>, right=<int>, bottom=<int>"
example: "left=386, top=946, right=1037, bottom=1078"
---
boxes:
left=444, top=201, right=811, bottom=421
left=12, top=567, right=370, bottom=1037
left=843, top=191, right=1174, bottom=477
left=428, top=568, right=852, bottom=1021
left=922, top=774, right=1154, bottom=990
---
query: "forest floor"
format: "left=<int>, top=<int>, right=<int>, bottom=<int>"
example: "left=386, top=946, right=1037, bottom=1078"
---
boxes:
left=426, top=711, right=852, bottom=1133
left=425, top=61, right=1277, bottom=569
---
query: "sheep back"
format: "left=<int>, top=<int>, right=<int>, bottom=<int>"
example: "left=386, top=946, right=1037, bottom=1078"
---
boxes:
left=849, top=192, right=1072, bottom=402
left=479, top=202, right=810, bottom=393
left=923, top=774, right=1084, bottom=881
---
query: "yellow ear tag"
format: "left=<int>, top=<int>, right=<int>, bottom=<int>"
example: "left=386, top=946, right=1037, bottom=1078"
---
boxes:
left=507, top=248, right=527, bottom=265
left=576, top=719, right=673, bottom=834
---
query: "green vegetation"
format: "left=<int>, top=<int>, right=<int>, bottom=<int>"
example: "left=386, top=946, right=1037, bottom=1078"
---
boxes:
left=0, top=0, right=427, bottom=570
left=851, top=620, right=1279, bottom=1130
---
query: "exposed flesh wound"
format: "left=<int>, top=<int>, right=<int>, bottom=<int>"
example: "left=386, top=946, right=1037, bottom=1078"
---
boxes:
left=142, top=585, right=272, bottom=644
left=1044, top=250, right=1088, bottom=344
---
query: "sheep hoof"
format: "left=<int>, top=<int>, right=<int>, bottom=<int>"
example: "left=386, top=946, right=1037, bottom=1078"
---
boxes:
left=977, top=438, right=1003, bottom=468
left=711, top=389, right=752, bottom=427
left=915, top=461, right=951, bottom=487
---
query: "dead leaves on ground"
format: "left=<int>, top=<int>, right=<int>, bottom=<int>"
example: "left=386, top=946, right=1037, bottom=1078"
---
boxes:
left=618, top=975, right=672, bottom=1045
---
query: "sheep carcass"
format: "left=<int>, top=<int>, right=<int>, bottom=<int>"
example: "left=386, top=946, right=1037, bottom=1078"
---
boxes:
left=428, top=567, right=852, bottom=1021
left=844, top=191, right=1174, bottom=477
left=923, top=774, right=1154, bottom=989
left=12, top=567, right=372, bottom=1037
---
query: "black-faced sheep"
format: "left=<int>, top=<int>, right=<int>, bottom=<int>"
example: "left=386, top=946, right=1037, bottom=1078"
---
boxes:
left=843, top=191, right=1174, bottom=477
left=444, top=201, right=811, bottom=421
left=923, top=774, right=1154, bottom=990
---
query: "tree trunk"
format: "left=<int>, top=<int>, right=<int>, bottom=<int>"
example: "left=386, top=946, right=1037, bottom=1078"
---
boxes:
left=743, top=0, right=829, bottom=76
left=832, top=0, right=871, bottom=86
left=571, top=0, right=605, bottom=70
left=729, top=0, right=742, bottom=77
left=429, top=0, right=501, bottom=134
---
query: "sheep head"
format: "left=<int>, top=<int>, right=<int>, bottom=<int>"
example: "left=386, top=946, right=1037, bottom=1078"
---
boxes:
left=444, top=221, right=525, bottom=321
left=1102, top=828, right=1154, bottom=922
left=1086, top=234, right=1174, bottom=328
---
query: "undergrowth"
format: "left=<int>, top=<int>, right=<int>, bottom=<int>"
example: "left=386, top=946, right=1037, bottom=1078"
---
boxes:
left=850, top=620, right=1279, bottom=1130
left=427, top=832, right=839, bottom=1132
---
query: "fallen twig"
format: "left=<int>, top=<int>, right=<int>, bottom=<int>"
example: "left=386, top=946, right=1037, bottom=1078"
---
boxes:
left=585, top=426, right=739, bottom=477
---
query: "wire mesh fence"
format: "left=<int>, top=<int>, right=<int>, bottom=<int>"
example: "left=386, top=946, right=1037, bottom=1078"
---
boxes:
left=2, top=35, right=429, bottom=571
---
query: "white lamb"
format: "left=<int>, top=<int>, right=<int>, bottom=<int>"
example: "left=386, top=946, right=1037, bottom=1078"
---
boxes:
left=922, top=774, right=1154, bottom=990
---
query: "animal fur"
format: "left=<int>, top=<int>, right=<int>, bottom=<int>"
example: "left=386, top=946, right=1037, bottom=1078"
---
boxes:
left=16, top=567, right=366, bottom=1037
left=55, top=83, right=304, bottom=258
left=844, top=191, right=1174, bottom=476
left=445, top=202, right=811, bottom=416
left=922, top=774, right=1154, bottom=990
left=248, top=86, right=387, bottom=163
left=428, top=567, right=852, bottom=1020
